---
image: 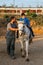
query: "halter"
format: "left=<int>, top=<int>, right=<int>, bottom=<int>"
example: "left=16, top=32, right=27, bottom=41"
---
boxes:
left=17, top=21, right=26, bottom=35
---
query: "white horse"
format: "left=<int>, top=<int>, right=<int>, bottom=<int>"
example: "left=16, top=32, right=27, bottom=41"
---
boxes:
left=17, top=21, right=31, bottom=61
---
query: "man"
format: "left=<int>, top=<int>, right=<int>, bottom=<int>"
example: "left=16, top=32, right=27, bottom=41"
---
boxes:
left=6, top=16, right=18, bottom=59
left=20, top=13, right=34, bottom=38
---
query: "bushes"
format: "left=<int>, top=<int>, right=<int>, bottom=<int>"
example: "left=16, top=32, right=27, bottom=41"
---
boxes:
left=26, top=10, right=43, bottom=26
left=34, top=15, right=43, bottom=26
left=0, top=27, right=6, bottom=36
left=0, top=18, right=7, bottom=27
left=27, top=10, right=37, bottom=18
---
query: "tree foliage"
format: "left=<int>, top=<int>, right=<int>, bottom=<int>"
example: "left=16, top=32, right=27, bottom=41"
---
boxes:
left=26, top=10, right=43, bottom=26
left=27, top=10, right=37, bottom=18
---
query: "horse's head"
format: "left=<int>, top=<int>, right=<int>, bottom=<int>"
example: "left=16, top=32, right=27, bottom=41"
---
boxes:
left=17, top=21, right=24, bottom=36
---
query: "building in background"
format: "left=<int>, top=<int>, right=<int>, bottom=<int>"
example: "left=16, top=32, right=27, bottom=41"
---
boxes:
left=0, top=7, right=43, bottom=16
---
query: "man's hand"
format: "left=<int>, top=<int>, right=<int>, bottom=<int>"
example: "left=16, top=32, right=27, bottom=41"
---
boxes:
left=9, top=28, right=19, bottom=31
left=15, top=29, right=19, bottom=32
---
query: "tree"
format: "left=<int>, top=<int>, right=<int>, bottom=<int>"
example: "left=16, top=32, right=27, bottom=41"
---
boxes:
left=10, top=4, right=14, bottom=7
left=31, top=13, right=37, bottom=18
left=2, top=4, right=6, bottom=7
left=26, top=10, right=37, bottom=18
left=26, top=10, right=31, bottom=16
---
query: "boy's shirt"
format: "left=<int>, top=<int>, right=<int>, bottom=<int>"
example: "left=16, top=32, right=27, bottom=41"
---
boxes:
left=20, top=17, right=30, bottom=26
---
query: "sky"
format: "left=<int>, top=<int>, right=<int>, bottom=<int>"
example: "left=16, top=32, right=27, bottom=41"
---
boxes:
left=0, top=0, right=43, bottom=7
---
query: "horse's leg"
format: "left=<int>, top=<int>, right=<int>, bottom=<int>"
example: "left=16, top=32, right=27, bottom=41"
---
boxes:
left=25, top=39, right=29, bottom=61
left=20, top=39, right=24, bottom=51
left=19, top=36, right=23, bottom=50
left=20, top=37, right=25, bottom=57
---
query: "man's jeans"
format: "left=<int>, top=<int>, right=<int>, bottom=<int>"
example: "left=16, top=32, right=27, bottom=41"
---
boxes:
left=6, top=38, right=15, bottom=56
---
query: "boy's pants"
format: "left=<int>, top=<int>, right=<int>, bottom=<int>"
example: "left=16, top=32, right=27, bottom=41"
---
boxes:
left=29, top=27, right=34, bottom=37
left=6, top=38, right=15, bottom=56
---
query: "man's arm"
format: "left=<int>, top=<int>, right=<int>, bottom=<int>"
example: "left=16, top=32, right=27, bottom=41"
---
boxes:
left=9, top=28, right=18, bottom=31
left=7, top=23, right=18, bottom=31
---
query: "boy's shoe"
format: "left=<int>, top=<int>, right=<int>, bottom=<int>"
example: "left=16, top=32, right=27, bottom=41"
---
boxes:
left=32, top=34, right=35, bottom=37
left=29, top=38, right=32, bottom=44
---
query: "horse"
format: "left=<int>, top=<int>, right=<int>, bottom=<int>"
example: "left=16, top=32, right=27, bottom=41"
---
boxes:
left=17, top=21, right=32, bottom=61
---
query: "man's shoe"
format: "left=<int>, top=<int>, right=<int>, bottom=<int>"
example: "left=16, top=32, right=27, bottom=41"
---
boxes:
left=11, top=56, right=16, bottom=59
left=7, top=51, right=10, bottom=55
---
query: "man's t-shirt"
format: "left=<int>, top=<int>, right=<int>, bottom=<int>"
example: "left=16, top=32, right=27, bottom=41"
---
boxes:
left=7, top=23, right=11, bottom=31
left=6, top=22, right=17, bottom=38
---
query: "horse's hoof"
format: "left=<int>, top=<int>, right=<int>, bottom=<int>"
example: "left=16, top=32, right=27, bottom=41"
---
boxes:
left=22, top=55, right=25, bottom=58
left=26, top=58, right=30, bottom=61
left=22, top=52, right=25, bottom=58
left=21, top=52, right=26, bottom=58
left=20, top=49, right=23, bottom=52
left=21, top=49, right=26, bottom=58
left=29, top=38, right=32, bottom=45
left=28, top=52, right=30, bottom=54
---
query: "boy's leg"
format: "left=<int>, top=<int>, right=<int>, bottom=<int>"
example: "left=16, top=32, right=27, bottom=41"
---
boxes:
left=29, top=27, right=34, bottom=37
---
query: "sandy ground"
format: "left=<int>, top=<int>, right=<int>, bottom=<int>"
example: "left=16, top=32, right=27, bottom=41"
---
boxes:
left=0, top=36, right=43, bottom=65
